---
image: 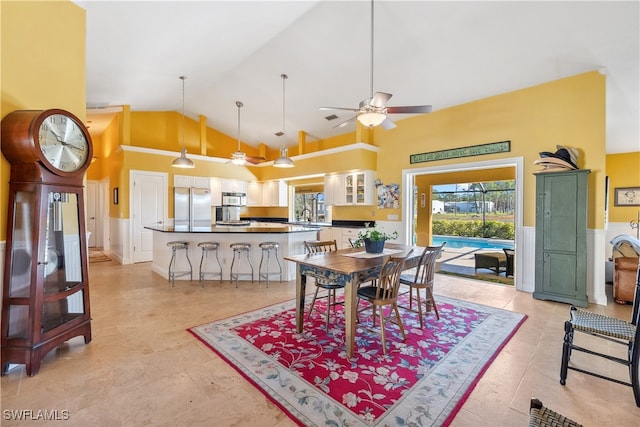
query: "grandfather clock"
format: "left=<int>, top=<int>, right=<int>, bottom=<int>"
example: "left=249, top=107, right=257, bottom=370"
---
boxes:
left=1, top=109, right=93, bottom=376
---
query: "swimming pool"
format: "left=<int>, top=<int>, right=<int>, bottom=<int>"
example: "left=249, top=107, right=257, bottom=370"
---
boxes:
left=432, top=235, right=514, bottom=250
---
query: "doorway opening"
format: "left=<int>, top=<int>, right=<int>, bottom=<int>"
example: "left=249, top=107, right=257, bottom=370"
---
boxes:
left=402, top=157, right=524, bottom=290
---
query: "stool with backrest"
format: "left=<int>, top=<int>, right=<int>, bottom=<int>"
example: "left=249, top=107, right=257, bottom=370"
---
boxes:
left=357, top=250, right=413, bottom=355
left=399, top=243, right=445, bottom=328
left=559, top=264, right=640, bottom=407
left=258, top=241, right=282, bottom=287
left=167, top=241, right=192, bottom=285
left=197, top=242, right=223, bottom=286
left=230, top=243, right=254, bottom=287
left=304, top=240, right=342, bottom=331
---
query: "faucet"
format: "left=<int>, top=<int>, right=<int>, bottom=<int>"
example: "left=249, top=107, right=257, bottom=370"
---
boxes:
left=301, top=208, right=312, bottom=222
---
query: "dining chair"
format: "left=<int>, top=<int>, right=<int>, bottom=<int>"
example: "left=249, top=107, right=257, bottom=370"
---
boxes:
left=559, top=263, right=640, bottom=407
left=304, top=240, right=342, bottom=331
left=357, top=250, right=413, bottom=354
left=399, top=243, right=446, bottom=328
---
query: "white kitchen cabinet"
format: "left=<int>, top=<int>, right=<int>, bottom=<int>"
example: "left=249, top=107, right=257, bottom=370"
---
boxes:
left=339, top=227, right=367, bottom=249
left=174, top=175, right=212, bottom=189
left=318, top=226, right=332, bottom=242
left=193, top=177, right=211, bottom=189
left=264, top=180, right=288, bottom=207
left=247, top=182, right=263, bottom=206
left=345, top=170, right=375, bottom=205
left=325, top=171, right=375, bottom=206
left=324, top=174, right=343, bottom=206
left=210, top=178, right=222, bottom=206
left=221, top=179, right=248, bottom=194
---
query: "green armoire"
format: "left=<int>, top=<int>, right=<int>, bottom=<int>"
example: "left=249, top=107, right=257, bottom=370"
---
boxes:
left=533, top=169, right=590, bottom=307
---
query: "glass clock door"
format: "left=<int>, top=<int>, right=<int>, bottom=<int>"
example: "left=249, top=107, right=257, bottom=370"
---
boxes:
left=42, top=191, right=86, bottom=333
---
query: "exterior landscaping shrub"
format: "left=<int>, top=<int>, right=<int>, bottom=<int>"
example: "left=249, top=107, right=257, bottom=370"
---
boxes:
left=432, top=220, right=514, bottom=240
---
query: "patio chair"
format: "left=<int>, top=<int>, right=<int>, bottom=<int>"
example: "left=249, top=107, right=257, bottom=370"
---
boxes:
left=503, top=248, right=514, bottom=277
left=399, top=243, right=446, bottom=328
left=559, top=263, right=640, bottom=407
left=357, top=250, right=413, bottom=354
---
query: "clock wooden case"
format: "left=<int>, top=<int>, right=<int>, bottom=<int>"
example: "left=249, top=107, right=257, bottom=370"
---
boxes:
left=1, top=109, right=93, bottom=376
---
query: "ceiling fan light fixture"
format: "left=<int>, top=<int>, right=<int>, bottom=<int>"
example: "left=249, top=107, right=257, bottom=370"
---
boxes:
left=357, top=111, right=386, bottom=127
left=231, top=150, right=247, bottom=165
left=273, top=147, right=294, bottom=168
left=172, top=75, right=195, bottom=169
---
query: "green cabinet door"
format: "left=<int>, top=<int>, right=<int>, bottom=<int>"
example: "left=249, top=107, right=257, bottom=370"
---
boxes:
left=533, top=169, right=590, bottom=307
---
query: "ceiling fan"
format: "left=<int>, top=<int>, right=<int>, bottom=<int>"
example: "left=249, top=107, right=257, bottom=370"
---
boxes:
left=230, top=101, right=265, bottom=165
left=320, top=0, right=432, bottom=130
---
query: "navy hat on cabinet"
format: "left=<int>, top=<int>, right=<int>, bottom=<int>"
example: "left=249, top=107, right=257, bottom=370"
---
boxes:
left=538, top=146, right=579, bottom=170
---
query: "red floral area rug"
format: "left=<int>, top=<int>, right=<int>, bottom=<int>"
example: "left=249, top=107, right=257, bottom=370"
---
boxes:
left=188, top=295, right=526, bottom=426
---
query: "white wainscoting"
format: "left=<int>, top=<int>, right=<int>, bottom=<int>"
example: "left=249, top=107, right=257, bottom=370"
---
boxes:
left=109, top=217, right=130, bottom=264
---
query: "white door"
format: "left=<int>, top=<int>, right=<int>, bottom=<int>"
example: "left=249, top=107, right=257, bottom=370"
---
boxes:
left=86, top=181, right=98, bottom=247
left=131, top=171, right=167, bottom=263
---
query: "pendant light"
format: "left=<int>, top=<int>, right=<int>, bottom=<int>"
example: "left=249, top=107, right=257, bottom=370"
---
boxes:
left=273, top=73, right=294, bottom=168
left=230, top=101, right=247, bottom=165
left=172, top=75, right=195, bottom=168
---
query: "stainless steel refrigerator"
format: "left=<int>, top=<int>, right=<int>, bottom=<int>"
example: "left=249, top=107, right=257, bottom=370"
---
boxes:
left=174, top=187, right=212, bottom=229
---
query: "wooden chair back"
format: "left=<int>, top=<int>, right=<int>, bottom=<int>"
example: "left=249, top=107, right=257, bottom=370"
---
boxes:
left=372, top=250, right=414, bottom=302
left=304, top=240, right=338, bottom=254
left=411, top=243, right=445, bottom=287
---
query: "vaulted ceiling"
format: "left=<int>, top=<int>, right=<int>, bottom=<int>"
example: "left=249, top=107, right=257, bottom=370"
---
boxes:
left=76, top=0, right=639, bottom=154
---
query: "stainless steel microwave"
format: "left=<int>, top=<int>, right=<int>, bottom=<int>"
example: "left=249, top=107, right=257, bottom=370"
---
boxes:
left=221, top=192, right=247, bottom=206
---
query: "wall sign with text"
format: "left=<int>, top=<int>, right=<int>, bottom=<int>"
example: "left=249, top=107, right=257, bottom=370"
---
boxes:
left=410, top=140, right=511, bottom=164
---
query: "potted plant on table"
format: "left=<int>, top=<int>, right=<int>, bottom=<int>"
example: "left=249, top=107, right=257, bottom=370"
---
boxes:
left=357, top=224, right=399, bottom=253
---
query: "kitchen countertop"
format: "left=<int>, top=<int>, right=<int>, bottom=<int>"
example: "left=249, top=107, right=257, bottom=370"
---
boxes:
left=145, top=223, right=322, bottom=233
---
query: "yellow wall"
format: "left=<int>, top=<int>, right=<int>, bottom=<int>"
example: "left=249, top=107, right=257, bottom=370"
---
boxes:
left=1, top=0, right=87, bottom=241
left=373, top=71, right=607, bottom=229
left=606, top=152, right=640, bottom=223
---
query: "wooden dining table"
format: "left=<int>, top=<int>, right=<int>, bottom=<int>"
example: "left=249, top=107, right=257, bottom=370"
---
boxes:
left=284, top=243, right=424, bottom=358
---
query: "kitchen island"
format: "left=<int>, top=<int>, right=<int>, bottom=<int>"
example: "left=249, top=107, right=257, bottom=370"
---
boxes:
left=145, top=223, right=321, bottom=281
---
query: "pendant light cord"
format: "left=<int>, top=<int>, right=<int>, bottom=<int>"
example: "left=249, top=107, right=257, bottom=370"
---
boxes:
left=281, top=74, right=287, bottom=135
left=236, top=101, right=243, bottom=151
left=180, top=76, right=186, bottom=148
left=369, top=0, right=374, bottom=99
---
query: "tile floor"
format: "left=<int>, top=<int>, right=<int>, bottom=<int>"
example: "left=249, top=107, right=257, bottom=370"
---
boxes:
left=1, top=258, right=639, bottom=426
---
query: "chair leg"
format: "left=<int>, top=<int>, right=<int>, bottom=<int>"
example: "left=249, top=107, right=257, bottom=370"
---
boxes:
left=393, top=303, right=406, bottom=341
left=415, top=287, right=424, bottom=328
left=630, top=341, right=640, bottom=407
left=307, top=284, right=321, bottom=320
left=560, top=320, right=574, bottom=385
left=379, top=306, right=387, bottom=355
left=426, top=286, right=440, bottom=320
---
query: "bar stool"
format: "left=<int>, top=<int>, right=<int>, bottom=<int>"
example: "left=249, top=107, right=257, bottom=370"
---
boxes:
left=258, top=241, right=283, bottom=287
left=167, top=241, right=192, bottom=285
left=230, top=243, right=254, bottom=287
left=197, top=242, right=223, bottom=286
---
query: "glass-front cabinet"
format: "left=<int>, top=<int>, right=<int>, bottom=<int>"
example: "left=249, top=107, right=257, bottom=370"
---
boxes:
left=2, top=184, right=91, bottom=376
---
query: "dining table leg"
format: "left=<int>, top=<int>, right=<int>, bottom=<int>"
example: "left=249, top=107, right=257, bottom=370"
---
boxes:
left=344, top=276, right=356, bottom=358
left=295, top=264, right=306, bottom=333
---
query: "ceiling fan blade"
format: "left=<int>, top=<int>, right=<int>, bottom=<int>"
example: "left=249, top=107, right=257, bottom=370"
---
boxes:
left=381, top=117, right=396, bottom=130
left=246, top=156, right=266, bottom=164
left=319, top=106, right=360, bottom=112
left=369, top=92, right=393, bottom=108
left=386, top=105, right=432, bottom=114
left=334, top=116, right=357, bottom=128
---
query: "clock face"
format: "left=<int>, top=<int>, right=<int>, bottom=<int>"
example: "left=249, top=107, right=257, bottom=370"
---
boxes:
left=38, top=113, right=90, bottom=172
